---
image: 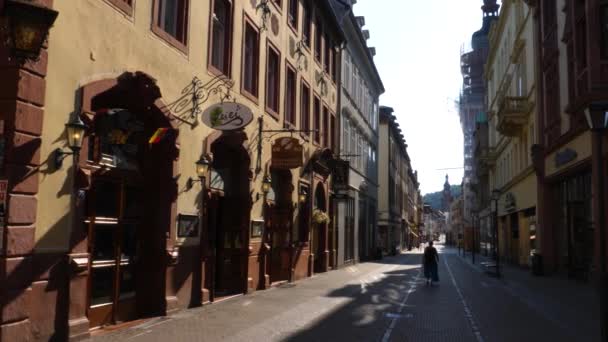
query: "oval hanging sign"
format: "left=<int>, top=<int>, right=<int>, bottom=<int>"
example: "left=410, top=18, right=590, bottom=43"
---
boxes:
left=201, top=102, right=254, bottom=131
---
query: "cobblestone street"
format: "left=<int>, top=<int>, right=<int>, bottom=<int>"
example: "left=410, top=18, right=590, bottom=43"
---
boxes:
left=88, top=244, right=600, bottom=342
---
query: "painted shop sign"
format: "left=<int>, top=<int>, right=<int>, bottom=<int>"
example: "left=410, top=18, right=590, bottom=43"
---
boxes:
left=332, top=159, right=350, bottom=191
left=201, top=102, right=253, bottom=131
left=272, top=137, right=303, bottom=169
left=555, top=148, right=578, bottom=168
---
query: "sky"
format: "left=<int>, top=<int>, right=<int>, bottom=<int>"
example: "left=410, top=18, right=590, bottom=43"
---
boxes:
left=353, top=0, right=488, bottom=195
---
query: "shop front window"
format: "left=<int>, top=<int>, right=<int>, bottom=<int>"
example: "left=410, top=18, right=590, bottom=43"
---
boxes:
left=92, top=109, right=144, bottom=171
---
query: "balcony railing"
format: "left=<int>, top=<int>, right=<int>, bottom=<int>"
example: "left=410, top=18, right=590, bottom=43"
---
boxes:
left=496, top=96, right=533, bottom=136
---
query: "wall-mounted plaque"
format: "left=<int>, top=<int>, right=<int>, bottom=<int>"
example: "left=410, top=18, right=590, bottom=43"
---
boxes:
left=251, top=219, right=264, bottom=238
left=177, top=214, right=199, bottom=238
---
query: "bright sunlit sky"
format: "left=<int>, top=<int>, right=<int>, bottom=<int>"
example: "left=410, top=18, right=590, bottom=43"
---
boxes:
left=353, top=1, right=490, bottom=195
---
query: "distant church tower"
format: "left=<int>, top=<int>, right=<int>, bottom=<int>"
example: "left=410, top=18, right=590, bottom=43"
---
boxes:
left=442, top=174, right=453, bottom=212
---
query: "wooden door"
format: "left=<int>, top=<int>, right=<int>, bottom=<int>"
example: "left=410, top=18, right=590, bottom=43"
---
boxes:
left=87, top=179, right=141, bottom=328
left=268, top=206, right=291, bottom=283
left=214, top=197, right=244, bottom=296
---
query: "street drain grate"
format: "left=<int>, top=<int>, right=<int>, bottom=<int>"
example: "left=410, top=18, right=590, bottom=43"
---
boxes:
left=278, top=283, right=297, bottom=289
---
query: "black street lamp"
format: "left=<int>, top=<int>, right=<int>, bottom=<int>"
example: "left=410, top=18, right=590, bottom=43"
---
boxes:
left=54, top=115, right=87, bottom=169
left=1, top=0, right=58, bottom=62
left=585, top=101, right=608, bottom=342
left=491, top=189, right=501, bottom=278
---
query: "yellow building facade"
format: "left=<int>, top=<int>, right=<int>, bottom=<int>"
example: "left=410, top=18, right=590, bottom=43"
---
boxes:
left=0, top=0, right=344, bottom=340
left=486, top=0, right=537, bottom=266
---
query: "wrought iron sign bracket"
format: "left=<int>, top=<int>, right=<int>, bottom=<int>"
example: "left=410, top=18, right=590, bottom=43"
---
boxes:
left=163, top=75, right=234, bottom=127
left=255, top=116, right=317, bottom=174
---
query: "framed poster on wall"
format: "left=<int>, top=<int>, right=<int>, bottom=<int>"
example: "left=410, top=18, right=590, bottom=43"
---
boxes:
left=251, top=219, right=264, bottom=239
left=177, top=214, right=199, bottom=238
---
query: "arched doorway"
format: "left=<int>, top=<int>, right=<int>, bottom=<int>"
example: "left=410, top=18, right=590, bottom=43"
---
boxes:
left=78, top=73, right=178, bottom=329
left=206, top=131, right=251, bottom=299
left=312, top=184, right=328, bottom=273
left=265, top=168, right=294, bottom=284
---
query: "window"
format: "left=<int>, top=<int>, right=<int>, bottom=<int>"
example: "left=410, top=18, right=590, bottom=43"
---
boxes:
left=330, top=114, right=336, bottom=151
left=324, top=35, right=330, bottom=73
left=210, top=0, right=232, bottom=75
left=105, top=0, right=134, bottom=15
left=322, top=105, right=329, bottom=147
left=266, top=42, right=281, bottom=116
left=331, top=45, right=338, bottom=82
left=314, top=18, right=322, bottom=62
left=301, top=81, right=311, bottom=135
left=288, top=0, right=298, bottom=30
left=285, top=64, right=297, bottom=126
left=242, top=19, right=259, bottom=98
left=153, top=0, right=189, bottom=49
left=313, top=96, right=321, bottom=143
left=302, top=1, right=312, bottom=48
left=343, top=117, right=350, bottom=155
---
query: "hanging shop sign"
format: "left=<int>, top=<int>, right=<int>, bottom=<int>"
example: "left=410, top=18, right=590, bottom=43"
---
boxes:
left=271, top=137, right=303, bottom=169
left=332, top=159, right=350, bottom=191
left=201, top=102, right=253, bottom=131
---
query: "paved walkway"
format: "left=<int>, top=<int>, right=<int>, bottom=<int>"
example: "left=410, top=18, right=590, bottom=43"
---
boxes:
left=87, top=244, right=600, bottom=342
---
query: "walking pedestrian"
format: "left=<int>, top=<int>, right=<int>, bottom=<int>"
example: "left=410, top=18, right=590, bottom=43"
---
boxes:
left=423, top=241, right=439, bottom=286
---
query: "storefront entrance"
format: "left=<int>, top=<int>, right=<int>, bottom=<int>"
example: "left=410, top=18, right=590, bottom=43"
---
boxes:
left=84, top=106, right=176, bottom=329
left=555, top=171, right=593, bottom=280
left=207, top=132, right=251, bottom=299
left=265, top=169, right=294, bottom=284
left=87, top=179, right=141, bottom=328
left=313, top=184, right=327, bottom=273
left=207, top=193, right=246, bottom=297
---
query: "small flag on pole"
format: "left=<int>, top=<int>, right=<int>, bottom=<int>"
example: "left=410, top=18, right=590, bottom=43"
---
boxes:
left=148, top=128, right=170, bottom=145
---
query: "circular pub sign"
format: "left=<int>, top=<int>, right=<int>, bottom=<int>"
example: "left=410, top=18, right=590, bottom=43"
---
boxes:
left=201, top=102, right=254, bottom=131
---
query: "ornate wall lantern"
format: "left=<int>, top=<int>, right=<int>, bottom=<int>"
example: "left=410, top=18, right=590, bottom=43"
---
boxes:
left=298, top=188, right=307, bottom=204
left=262, top=174, right=272, bottom=195
left=1, top=0, right=59, bottom=62
left=187, top=155, right=211, bottom=190
left=54, top=115, right=87, bottom=169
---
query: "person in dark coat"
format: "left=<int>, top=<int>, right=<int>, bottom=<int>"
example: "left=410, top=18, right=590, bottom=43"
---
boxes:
left=423, top=241, right=439, bottom=285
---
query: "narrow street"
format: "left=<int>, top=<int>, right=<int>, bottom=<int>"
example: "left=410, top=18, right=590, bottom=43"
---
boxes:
left=89, top=243, right=599, bottom=342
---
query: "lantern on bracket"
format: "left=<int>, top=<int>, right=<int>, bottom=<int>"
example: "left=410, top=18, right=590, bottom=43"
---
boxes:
left=1, top=0, right=59, bottom=62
